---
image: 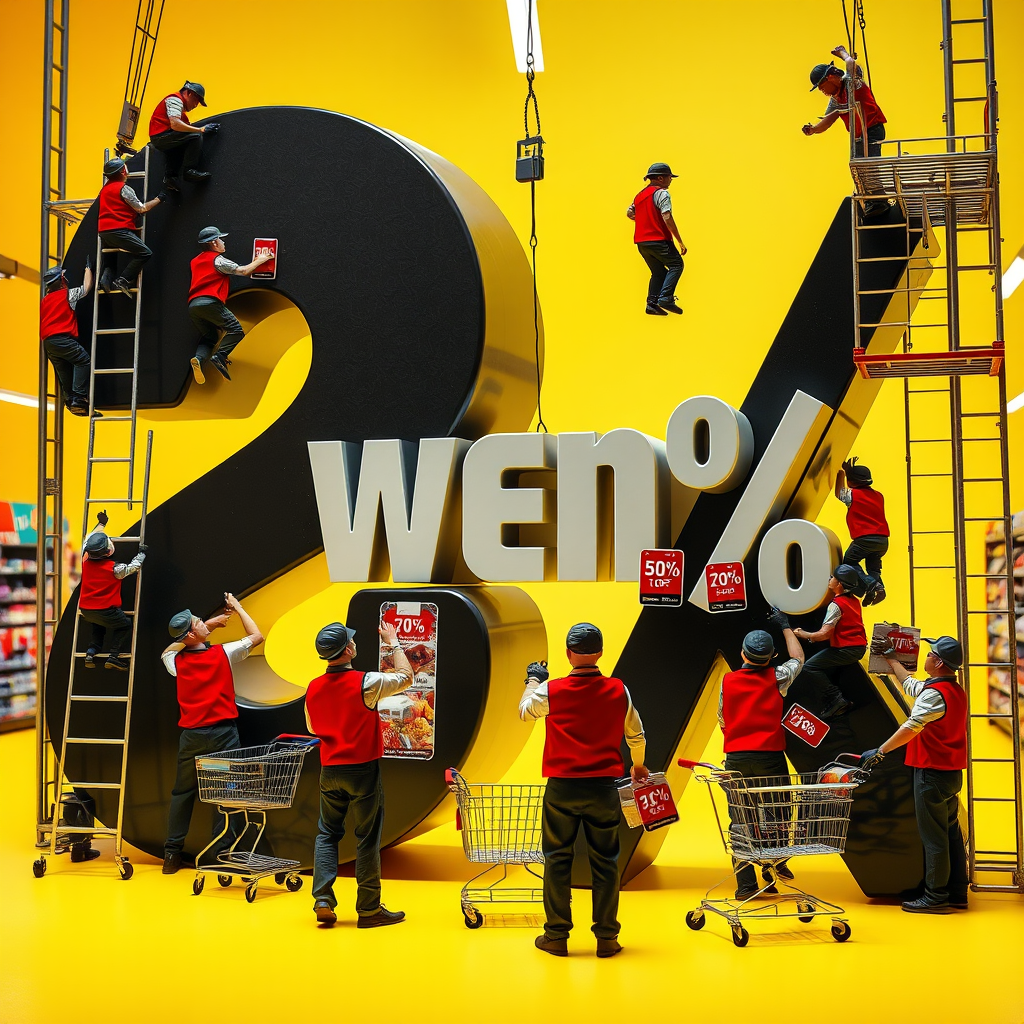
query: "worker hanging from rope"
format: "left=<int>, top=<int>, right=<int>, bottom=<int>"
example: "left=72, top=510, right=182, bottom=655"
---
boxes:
left=148, top=81, right=219, bottom=191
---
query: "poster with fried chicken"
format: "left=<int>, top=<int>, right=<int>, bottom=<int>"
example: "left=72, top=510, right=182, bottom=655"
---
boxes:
left=868, top=621, right=921, bottom=675
left=377, top=601, right=437, bottom=759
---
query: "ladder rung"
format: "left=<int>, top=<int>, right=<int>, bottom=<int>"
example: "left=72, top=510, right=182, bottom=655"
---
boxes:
left=914, top=565, right=956, bottom=569
left=908, top=388, right=950, bottom=394
left=89, top=457, right=132, bottom=464
left=95, top=328, right=137, bottom=335
left=970, top=608, right=1009, bottom=614
left=953, top=96, right=987, bottom=102
left=93, top=368, right=136, bottom=375
left=970, top=758, right=1016, bottom=764
left=909, top=438, right=952, bottom=443
left=910, top=472, right=952, bottom=478
left=974, top=850, right=1021, bottom=857
left=65, top=737, right=127, bottom=745
left=951, top=58, right=987, bottom=64
left=66, top=781, right=122, bottom=789
left=94, top=416, right=132, bottom=422
left=911, top=530, right=954, bottom=535
left=70, top=695, right=129, bottom=702
left=971, top=797, right=1016, bottom=803
left=966, top=573, right=1014, bottom=579
left=73, top=653, right=131, bottom=659
left=85, top=498, right=135, bottom=503
left=972, top=713, right=1013, bottom=718
left=969, top=662, right=1013, bottom=668
left=960, top=412, right=1000, bottom=418
left=54, top=825, right=118, bottom=834
left=951, top=17, right=987, bottom=23
left=107, top=536, right=140, bottom=543
left=964, top=516, right=1003, bottom=522
left=963, top=477, right=1003, bottom=483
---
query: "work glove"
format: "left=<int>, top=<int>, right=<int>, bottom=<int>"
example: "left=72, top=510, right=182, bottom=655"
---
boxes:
left=859, top=748, right=885, bottom=770
left=203, top=123, right=220, bottom=134
left=841, top=456, right=858, bottom=476
left=96, top=510, right=108, bottom=527
left=767, top=606, right=791, bottom=630
left=870, top=636, right=897, bottom=658
left=156, top=191, right=170, bottom=203
left=525, top=660, right=548, bottom=686
left=85, top=254, right=92, bottom=271
left=138, top=543, right=149, bottom=553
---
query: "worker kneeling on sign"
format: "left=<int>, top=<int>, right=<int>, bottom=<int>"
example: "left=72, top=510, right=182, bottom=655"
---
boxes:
left=519, top=623, right=648, bottom=959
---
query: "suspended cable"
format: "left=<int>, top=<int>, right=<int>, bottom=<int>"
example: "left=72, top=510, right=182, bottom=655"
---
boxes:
left=840, top=0, right=854, bottom=55
left=116, top=0, right=166, bottom=156
left=855, top=0, right=872, bottom=89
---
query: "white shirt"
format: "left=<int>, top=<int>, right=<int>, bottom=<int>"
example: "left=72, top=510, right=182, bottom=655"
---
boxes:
left=898, top=675, right=952, bottom=733
left=162, top=637, right=253, bottom=677
left=652, top=188, right=672, bottom=214
left=303, top=663, right=414, bottom=733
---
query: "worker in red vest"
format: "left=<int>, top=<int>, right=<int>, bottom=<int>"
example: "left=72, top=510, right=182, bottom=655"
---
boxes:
left=802, top=45, right=889, bottom=214
left=148, top=81, right=219, bottom=190
left=792, top=564, right=866, bottom=718
left=520, top=622, right=648, bottom=958
left=835, top=456, right=889, bottom=606
left=160, top=593, right=263, bottom=875
left=861, top=635, right=968, bottom=914
left=79, top=511, right=146, bottom=671
left=97, top=157, right=167, bottom=298
left=40, top=262, right=93, bottom=416
left=304, top=620, right=414, bottom=928
left=719, top=613, right=806, bottom=899
left=187, top=226, right=273, bottom=384
left=626, top=162, right=687, bottom=316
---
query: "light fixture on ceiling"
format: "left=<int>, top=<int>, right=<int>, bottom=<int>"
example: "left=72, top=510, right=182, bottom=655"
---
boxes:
left=506, top=0, right=543, bottom=73
left=0, top=388, right=53, bottom=411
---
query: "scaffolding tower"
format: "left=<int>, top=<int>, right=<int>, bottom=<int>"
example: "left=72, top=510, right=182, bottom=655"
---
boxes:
left=850, top=1, right=1022, bottom=892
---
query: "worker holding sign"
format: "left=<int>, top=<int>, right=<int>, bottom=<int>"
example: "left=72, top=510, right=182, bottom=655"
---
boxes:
left=519, top=623, right=648, bottom=959
left=718, top=610, right=805, bottom=898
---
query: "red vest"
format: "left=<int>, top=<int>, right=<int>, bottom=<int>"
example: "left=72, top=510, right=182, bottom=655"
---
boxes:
left=304, top=669, right=382, bottom=766
left=846, top=487, right=889, bottom=538
left=837, top=79, right=887, bottom=132
left=721, top=665, right=786, bottom=753
left=189, top=250, right=230, bottom=303
left=542, top=670, right=627, bottom=778
left=632, top=184, right=673, bottom=244
left=830, top=593, right=867, bottom=648
left=98, top=179, right=138, bottom=232
left=906, top=677, right=968, bottom=770
left=79, top=557, right=122, bottom=610
left=40, top=288, right=78, bottom=340
left=149, top=91, right=190, bottom=137
left=174, top=644, right=238, bottom=728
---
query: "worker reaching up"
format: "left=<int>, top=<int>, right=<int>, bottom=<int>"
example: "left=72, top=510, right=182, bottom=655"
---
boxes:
left=835, top=456, right=889, bottom=606
left=39, top=262, right=93, bottom=417
left=148, top=81, right=219, bottom=191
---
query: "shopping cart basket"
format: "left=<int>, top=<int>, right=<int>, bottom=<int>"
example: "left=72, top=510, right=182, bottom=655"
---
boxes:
left=445, top=768, right=545, bottom=928
left=191, top=734, right=320, bottom=903
left=678, top=754, right=869, bottom=946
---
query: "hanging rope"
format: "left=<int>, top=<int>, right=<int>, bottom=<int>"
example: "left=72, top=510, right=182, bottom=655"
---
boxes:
left=855, top=0, right=872, bottom=89
left=523, top=1, right=547, bottom=433
left=840, top=0, right=854, bottom=54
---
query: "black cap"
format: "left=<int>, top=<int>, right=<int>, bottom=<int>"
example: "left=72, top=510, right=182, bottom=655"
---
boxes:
left=84, top=532, right=111, bottom=556
left=103, top=158, right=126, bottom=178
left=847, top=463, right=873, bottom=485
left=833, top=564, right=862, bottom=591
left=316, top=622, right=356, bottom=660
left=741, top=629, right=775, bottom=665
left=42, top=266, right=65, bottom=287
left=566, top=622, right=603, bottom=654
left=645, top=162, right=677, bottom=179
left=922, top=635, right=963, bottom=670
left=809, top=62, right=835, bottom=90
left=168, top=610, right=196, bottom=641
left=182, top=81, right=207, bottom=105
left=197, top=225, right=228, bottom=245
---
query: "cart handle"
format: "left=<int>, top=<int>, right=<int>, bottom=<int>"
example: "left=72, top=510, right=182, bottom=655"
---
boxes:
left=833, top=752, right=864, bottom=766
left=677, top=758, right=720, bottom=771
left=272, top=733, right=321, bottom=747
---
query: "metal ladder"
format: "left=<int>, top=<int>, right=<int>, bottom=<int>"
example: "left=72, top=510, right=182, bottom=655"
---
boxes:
left=849, top=0, right=1022, bottom=893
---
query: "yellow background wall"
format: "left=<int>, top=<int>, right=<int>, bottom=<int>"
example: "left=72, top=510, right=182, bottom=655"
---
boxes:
left=0, top=0, right=1022, bottom=719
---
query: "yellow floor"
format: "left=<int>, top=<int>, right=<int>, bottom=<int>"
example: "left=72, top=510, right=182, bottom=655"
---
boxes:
left=3, top=726, right=1023, bottom=1024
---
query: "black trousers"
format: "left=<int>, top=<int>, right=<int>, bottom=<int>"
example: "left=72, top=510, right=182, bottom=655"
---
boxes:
left=636, top=240, right=683, bottom=307
left=150, top=129, right=203, bottom=179
left=843, top=534, right=888, bottom=592
left=801, top=644, right=866, bottom=711
left=855, top=122, right=886, bottom=158
left=723, top=750, right=791, bottom=894
left=79, top=605, right=132, bottom=658
left=43, top=333, right=90, bottom=406
left=914, top=767, right=969, bottom=902
left=189, top=298, right=245, bottom=363
left=541, top=777, right=621, bottom=940
left=99, top=229, right=152, bottom=285
left=311, top=761, right=385, bottom=915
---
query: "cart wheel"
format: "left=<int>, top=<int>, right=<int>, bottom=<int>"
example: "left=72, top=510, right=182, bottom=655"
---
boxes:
left=798, top=902, right=815, bottom=923
left=463, top=908, right=484, bottom=929
left=192, top=875, right=205, bottom=895
left=286, top=875, right=303, bottom=892
left=118, top=860, right=134, bottom=881
left=831, top=920, right=852, bottom=942
left=731, top=926, right=749, bottom=948
left=685, top=910, right=705, bottom=931
left=32, top=858, right=46, bottom=878
left=274, top=872, right=287, bottom=886
left=245, top=882, right=258, bottom=903
left=217, top=874, right=232, bottom=887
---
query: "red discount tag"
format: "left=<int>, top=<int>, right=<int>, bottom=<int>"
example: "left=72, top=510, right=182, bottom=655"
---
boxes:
left=782, top=703, right=830, bottom=748
left=382, top=603, right=437, bottom=643
left=639, top=549, right=684, bottom=607
left=252, top=237, right=278, bottom=279
left=705, top=561, right=746, bottom=612
left=634, top=780, right=679, bottom=831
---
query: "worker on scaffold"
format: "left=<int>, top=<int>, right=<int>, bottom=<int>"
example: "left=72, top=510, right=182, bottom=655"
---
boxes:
left=39, top=261, right=93, bottom=417
left=626, top=163, right=686, bottom=316
left=835, top=455, right=889, bottom=606
left=520, top=623, right=649, bottom=958
left=148, top=81, right=219, bottom=191
left=187, top=227, right=273, bottom=384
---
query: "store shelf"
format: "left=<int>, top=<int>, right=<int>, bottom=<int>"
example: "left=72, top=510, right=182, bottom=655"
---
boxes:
left=986, top=512, right=1024, bottom=736
left=0, top=713, right=35, bottom=733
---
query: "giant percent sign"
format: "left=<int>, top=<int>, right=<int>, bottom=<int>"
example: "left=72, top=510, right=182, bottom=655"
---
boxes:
left=48, top=105, right=933, bottom=897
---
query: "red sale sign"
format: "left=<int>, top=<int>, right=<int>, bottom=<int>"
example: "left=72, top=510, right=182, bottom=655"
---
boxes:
left=639, top=549, right=683, bottom=607
left=705, top=561, right=746, bottom=612
left=634, top=780, right=679, bottom=831
left=252, top=237, right=278, bottom=279
left=782, top=703, right=830, bottom=748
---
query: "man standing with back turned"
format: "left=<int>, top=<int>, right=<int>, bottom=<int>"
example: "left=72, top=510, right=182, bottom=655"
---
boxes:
left=626, top=163, right=687, bottom=316
left=520, top=622, right=648, bottom=958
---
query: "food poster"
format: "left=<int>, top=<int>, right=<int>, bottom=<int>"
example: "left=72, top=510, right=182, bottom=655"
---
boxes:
left=867, top=621, right=921, bottom=675
left=378, top=601, right=437, bottom=759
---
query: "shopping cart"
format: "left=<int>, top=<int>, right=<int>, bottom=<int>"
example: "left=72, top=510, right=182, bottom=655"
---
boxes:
left=678, top=754, right=869, bottom=946
left=445, top=768, right=545, bottom=928
left=191, top=734, right=320, bottom=903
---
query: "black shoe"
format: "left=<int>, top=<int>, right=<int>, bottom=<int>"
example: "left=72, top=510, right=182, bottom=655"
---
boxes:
left=535, top=934, right=568, bottom=956
left=105, top=655, right=129, bottom=672
left=67, top=404, right=89, bottom=418
left=821, top=696, right=853, bottom=719
left=210, top=356, right=232, bottom=381
left=98, top=272, right=113, bottom=294
left=863, top=199, right=891, bottom=218
left=90, top=408, right=104, bottom=419
left=162, top=176, right=181, bottom=191
left=357, top=905, right=406, bottom=928
left=869, top=585, right=886, bottom=605
left=162, top=852, right=182, bottom=874
left=184, top=169, right=212, bottom=182
left=190, top=357, right=206, bottom=385
left=70, top=842, right=101, bottom=863
left=762, top=864, right=794, bottom=883
left=111, top=277, right=134, bottom=298
left=658, top=300, right=683, bottom=314
left=902, top=896, right=952, bottom=914
left=645, top=304, right=668, bottom=316
left=596, top=937, right=623, bottom=958
left=84, top=652, right=96, bottom=669
left=949, top=896, right=969, bottom=910
left=314, top=900, right=337, bottom=926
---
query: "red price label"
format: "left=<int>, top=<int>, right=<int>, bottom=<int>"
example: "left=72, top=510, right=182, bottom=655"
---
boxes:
left=252, top=237, right=278, bottom=279
left=382, top=604, right=437, bottom=642
left=638, top=549, right=683, bottom=607
left=782, top=703, right=830, bottom=748
left=705, top=561, right=746, bottom=612
left=634, top=782, right=679, bottom=831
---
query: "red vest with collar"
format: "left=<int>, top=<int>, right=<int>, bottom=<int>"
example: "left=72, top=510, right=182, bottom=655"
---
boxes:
left=149, top=91, right=190, bottom=136
left=721, top=665, right=786, bottom=753
left=175, top=644, right=238, bottom=728
left=632, top=184, right=673, bottom=244
left=542, top=670, right=627, bottom=778
left=189, top=250, right=230, bottom=303
left=905, top=677, right=968, bottom=770
left=846, top=487, right=889, bottom=537
left=79, top=557, right=122, bottom=610
left=98, top=178, right=139, bottom=232
left=40, top=288, right=78, bottom=340
left=830, top=593, right=867, bottom=648
left=304, top=669, right=382, bottom=766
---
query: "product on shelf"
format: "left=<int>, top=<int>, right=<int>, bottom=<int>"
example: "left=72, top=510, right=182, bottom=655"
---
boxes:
left=986, top=515, right=1024, bottom=735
